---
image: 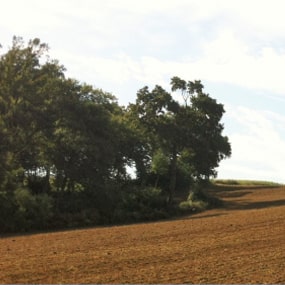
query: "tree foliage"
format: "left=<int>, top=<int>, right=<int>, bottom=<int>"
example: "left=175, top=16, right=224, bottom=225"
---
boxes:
left=0, top=37, right=231, bottom=232
left=128, top=78, right=231, bottom=203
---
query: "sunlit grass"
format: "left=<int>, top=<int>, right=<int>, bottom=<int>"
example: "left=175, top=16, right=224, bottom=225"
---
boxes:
left=212, top=179, right=282, bottom=187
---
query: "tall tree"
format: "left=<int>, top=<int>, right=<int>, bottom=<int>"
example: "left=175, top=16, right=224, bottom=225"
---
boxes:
left=129, top=77, right=231, bottom=203
left=0, top=36, right=54, bottom=191
left=171, top=76, right=231, bottom=181
left=0, top=37, right=129, bottom=197
left=128, top=85, right=181, bottom=202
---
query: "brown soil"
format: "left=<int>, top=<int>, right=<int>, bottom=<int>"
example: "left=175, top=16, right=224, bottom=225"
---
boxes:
left=0, top=186, right=284, bottom=284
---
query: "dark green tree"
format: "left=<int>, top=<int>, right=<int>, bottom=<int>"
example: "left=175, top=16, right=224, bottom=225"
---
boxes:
left=128, top=85, right=181, bottom=203
left=0, top=36, right=232, bottom=231
left=171, top=76, right=231, bottom=181
left=0, top=36, right=54, bottom=192
left=129, top=77, right=231, bottom=203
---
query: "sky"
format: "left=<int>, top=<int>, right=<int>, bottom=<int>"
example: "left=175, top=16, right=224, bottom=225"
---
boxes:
left=1, top=0, right=285, bottom=183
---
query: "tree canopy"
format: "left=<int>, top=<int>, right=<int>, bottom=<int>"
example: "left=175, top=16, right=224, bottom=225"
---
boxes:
left=0, top=37, right=231, bottom=232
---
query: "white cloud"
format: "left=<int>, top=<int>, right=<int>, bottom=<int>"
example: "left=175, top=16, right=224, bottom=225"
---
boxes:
left=2, top=0, right=285, bottom=184
left=225, top=0, right=285, bottom=37
left=187, top=29, right=285, bottom=95
left=217, top=106, right=285, bottom=183
left=2, top=0, right=285, bottom=97
left=51, top=31, right=285, bottom=98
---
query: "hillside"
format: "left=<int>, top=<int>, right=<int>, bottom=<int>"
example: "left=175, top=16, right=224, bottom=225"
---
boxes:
left=0, top=184, right=284, bottom=283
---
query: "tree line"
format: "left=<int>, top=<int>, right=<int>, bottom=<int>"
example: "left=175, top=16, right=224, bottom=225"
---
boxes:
left=0, top=37, right=231, bottom=232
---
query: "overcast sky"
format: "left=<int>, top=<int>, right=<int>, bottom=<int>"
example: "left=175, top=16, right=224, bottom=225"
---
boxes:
left=1, top=0, right=285, bottom=183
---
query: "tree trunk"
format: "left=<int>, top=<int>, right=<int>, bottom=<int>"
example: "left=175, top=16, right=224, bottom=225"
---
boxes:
left=168, top=151, right=177, bottom=205
left=154, top=175, right=159, bottom=188
left=44, top=166, right=51, bottom=193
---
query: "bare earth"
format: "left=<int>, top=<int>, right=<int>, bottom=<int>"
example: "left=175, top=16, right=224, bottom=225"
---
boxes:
left=0, top=186, right=284, bottom=284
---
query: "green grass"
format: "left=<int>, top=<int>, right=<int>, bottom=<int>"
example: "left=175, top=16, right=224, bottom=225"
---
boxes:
left=179, top=199, right=208, bottom=212
left=211, top=179, right=282, bottom=187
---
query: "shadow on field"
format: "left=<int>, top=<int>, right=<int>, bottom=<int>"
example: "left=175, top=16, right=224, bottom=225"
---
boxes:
left=212, top=184, right=281, bottom=192
left=217, top=190, right=252, bottom=198
left=224, top=199, right=285, bottom=211
left=210, top=185, right=284, bottom=201
left=189, top=213, right=226, bottom=219
left=173, top=212, right=226, bottom=222
left=209, top=185, right=285, bottom=210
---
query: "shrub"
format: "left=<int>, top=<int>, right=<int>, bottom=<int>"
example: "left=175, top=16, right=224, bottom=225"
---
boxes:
left=14, top=188, right=54, bottom=231
left=179, top=182, right=223, bottom=212
left=0, top=191, right=17, bottom=232
left=54, top=208, right=101, bottom=229
left=116, top=186, right=169, bottom=223
left=179, top=196, right=208, bottom=212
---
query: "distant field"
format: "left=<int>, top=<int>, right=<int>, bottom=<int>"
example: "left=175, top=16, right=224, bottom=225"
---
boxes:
left=1, top=185, right=285, bottom=283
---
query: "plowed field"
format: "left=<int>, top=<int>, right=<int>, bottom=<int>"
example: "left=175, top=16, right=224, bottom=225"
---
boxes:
left=1, top=186, right=285, bottom=283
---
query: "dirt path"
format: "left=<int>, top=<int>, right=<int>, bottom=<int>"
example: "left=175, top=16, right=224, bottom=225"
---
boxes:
left=0, top=186, right=284, bottom=283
